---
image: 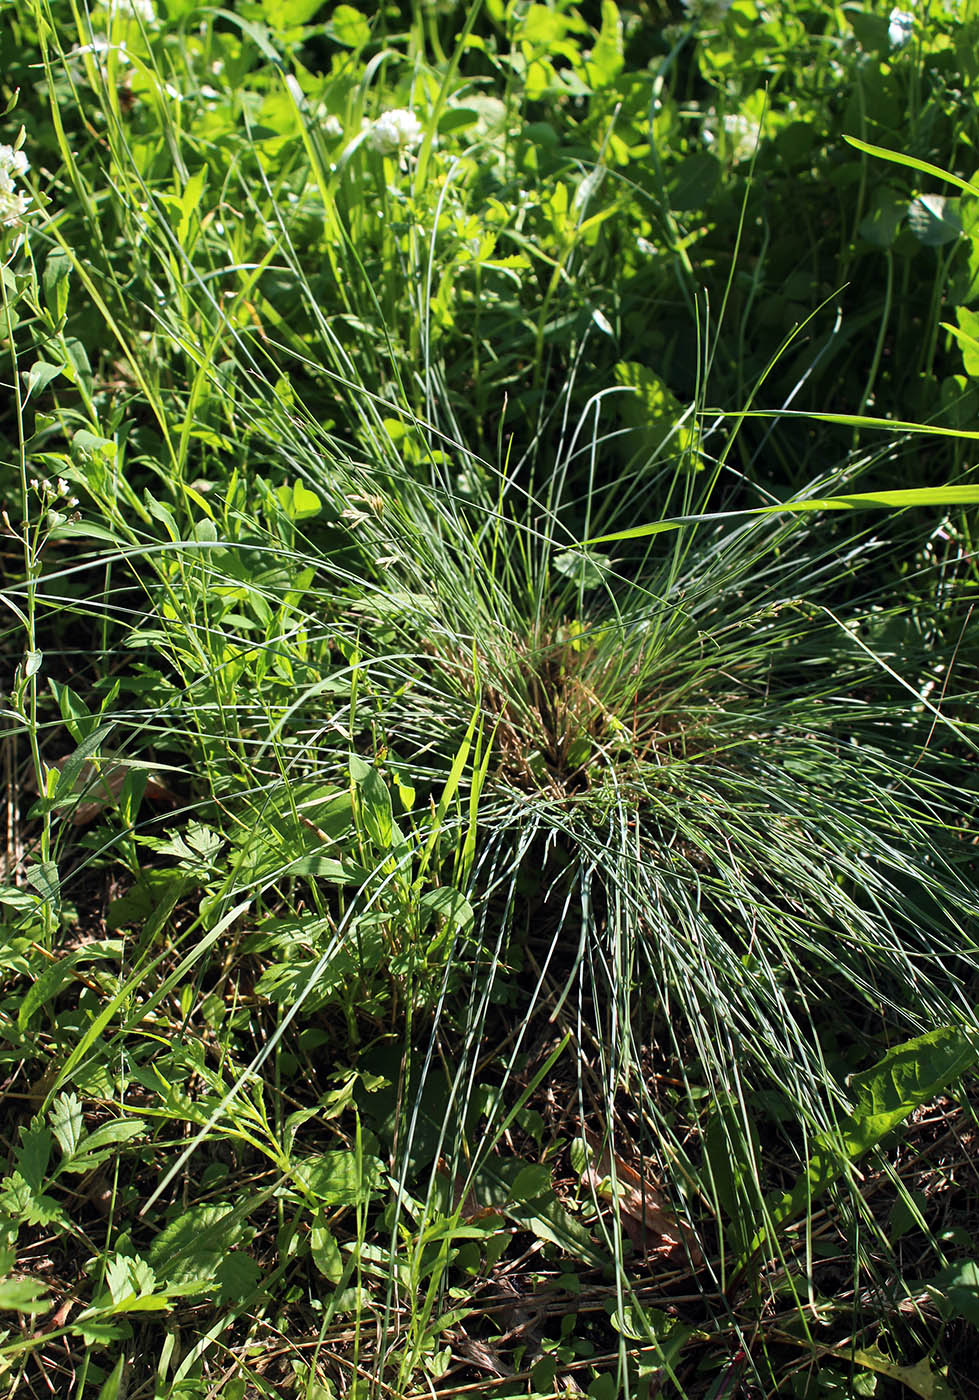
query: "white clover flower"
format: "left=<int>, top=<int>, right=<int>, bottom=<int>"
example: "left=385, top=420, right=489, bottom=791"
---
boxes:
left=723, top=112, right=761, bottom=163
left=681, top=0, right=733, bottom=21
left=367, top=108, right=424, bottom=157
left=888, top=8, right=914, bottom=46
left=704, top=110, right=761, bottom=165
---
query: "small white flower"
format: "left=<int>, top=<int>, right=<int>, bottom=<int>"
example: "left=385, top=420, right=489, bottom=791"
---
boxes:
left=56, top=478, right=70, bottom=497
left=323, top=114, right=343, bottom=140
left=0, top=145, right=28, bottom=180
left=29, top=478, right=39, bottom=491
left=68, top=497, right=79, bottom=508
left=367, top=108, right=424, bottom=157
left=888, top=8, right=914, bottom=46
left=0, top=187, right=30, bottom=226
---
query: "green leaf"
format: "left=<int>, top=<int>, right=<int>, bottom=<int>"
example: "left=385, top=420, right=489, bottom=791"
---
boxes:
left=668, top=152, right=721, bottom=212
left=349, top=756, right=393, bottom=849
left=849, top=1346, right=955, bottom=1400
left=311, top=1214, right=344, bottom=1281
left=18, top=957, right=78, bottom=1030
left=148, top=1204, right=253, bottom=1293
left=275, top=479, right=322, bottom=521
left=66, top=1118, right=146, bottom=1173
left=553, top=547, right=611, bottom=590
left=94, top=1356, right=126, bottom=1400
left=908, top=194, right=962, bottom=247
left=584, top=485, right=979, bottom=546
left=585, top=0, right=623, bottom=88
left=843, top=137, right=979, bottom=198
left=948, top=308, right=979, bottom=377
left=0, top=1277, right=51, bottom=1312
left=291, top=1150, right=380, bottom=1206
left=52, top=724, right=116, bottom=805
left=14, top=1122, right=52, bottom=1191
left=42, top=249, right=70, bottom=321
left=925, top=1259, right=979, bottom=1327
left=419, top=886, right=474, bottom=936
left=49, top=1092, right=84, bottom=1161
left=23, top=361, right=64, bottom=398
left=858, top=186, right=906, bottom=247
left=328, top=3, right=369, bottom=45
left=106, top=1253, right=157, bottom=1305
left=760, top=1024, right=979, bottom=1247
left=215, top=1251, right=263, bottom=1302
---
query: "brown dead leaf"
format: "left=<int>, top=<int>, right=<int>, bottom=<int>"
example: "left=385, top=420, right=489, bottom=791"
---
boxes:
left=582, top=1126, right=702, bottom=1265
left=49, top=758, right=176, bottom=826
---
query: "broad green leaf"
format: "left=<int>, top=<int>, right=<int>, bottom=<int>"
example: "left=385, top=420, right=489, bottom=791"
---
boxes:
left=858, top=186, right=906, bottom=247
left=553, top=547, right=611, bottom=590
left=14, top=1122, right=52, bottom=1191
left=149, top=1204, right=253, bottom=1294
left=49, top=1092, right=84, bottom=1160
left=850, top=1347, right=954, bottom=1400
left=419, top=886, right=474, bottom=935
left=0, top=1277, right=51, bottom=1312
left=291, top=1150, right=381, bottom=1206
left=261, top=0, right=324, bottom=26
left=585, top=0, right=623, bottom=87
left=328, top=3, right=369, bottom=45
left=23, top=360, right=63, bottom=398
left=925, top=1259, right=979, bottom=1327
left=948, top=309, right=979, bottom=376
left=668, top=152, right=721, bottom=212
left=908, top=194, right=962, bottom=247
left=52, top=724, right=116, bottom=804
left=42, top=249, right=70, bottom=321
left=311, top=1214, right=344, bottom=1282
left=761, top=1024, right=979, bottom=1244
left=349, top=755, right=393, bottom=849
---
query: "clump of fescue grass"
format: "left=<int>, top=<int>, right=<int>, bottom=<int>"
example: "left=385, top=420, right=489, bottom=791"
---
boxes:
left=4, top=1, right=979, bottom=1393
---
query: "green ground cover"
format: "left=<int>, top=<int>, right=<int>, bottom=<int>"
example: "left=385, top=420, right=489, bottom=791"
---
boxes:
left=1, top=0, right=979, bottom=1395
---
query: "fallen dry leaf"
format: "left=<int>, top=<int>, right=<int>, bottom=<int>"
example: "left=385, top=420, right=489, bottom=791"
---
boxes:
left=582, top=1125, right=702, bottom=1265
left=48, top=757, right=176, bottom=826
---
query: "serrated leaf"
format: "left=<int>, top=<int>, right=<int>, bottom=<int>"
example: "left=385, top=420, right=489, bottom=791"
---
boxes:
left=106, top=1253, right=156, bottom=1305
left=49, top=1092, right=84, bottom=1160
left=14, top=1121, right=52, bottom=1190
left=215, top=1251, right=262, bottom=1302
